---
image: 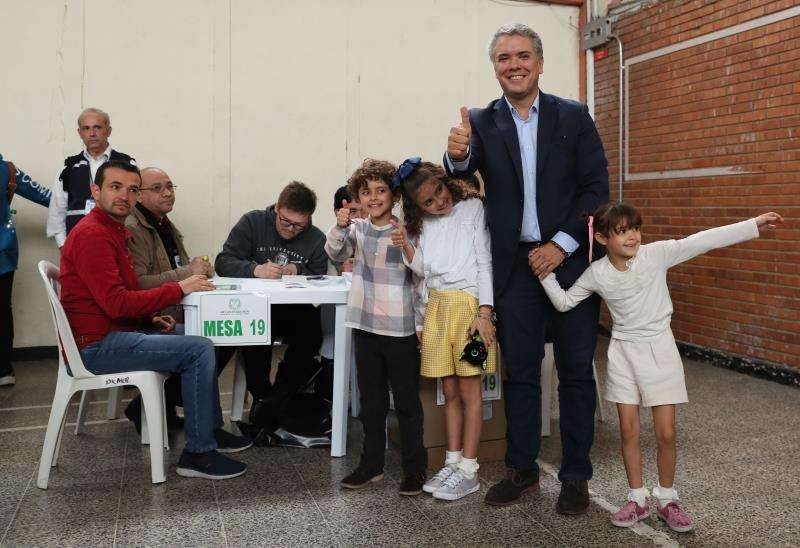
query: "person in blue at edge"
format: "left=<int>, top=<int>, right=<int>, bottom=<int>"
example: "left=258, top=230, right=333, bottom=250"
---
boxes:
left=1, top=154, right=52, bottom=387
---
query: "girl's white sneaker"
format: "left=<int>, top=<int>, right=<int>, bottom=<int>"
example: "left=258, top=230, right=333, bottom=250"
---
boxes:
left=423, top=464, right=457, bottom=494
left=432, top=470, right=480, bottom=501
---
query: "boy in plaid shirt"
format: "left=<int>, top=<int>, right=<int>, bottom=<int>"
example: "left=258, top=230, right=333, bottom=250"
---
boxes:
left=325, top=159, right=427, bottom=495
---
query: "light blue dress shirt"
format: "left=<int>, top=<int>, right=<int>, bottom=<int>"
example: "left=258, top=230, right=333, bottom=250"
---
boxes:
left=448, top=95, right=579, bottom=253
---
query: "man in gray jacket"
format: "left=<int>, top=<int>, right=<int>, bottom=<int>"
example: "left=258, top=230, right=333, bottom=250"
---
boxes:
left=215, top=181, right=326, bottom=411
left=125, top=166, right=215, bottom=431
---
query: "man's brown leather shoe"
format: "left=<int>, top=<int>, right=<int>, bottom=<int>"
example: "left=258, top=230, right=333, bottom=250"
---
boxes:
left=484, top=468, right=539, bottom=506
left=556, top=479, right=590, bottom=515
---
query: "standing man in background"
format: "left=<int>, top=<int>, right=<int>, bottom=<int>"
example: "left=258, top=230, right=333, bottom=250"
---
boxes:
left=0, top=155, right=51, bottom=387
left=46, top=108, right=136, bottom=247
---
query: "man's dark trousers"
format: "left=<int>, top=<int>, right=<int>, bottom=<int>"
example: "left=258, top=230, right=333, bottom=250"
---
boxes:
left=496, top=244, right=600, bottom=481
left=216, top=304, right=322, bottom=400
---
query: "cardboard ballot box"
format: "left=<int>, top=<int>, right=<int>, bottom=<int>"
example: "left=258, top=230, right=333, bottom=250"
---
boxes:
left=389, top=354, right=507, bottom=469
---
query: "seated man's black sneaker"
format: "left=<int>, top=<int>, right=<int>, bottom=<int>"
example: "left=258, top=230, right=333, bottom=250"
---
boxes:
left=399, top=472, right=426, bottom=496
left=166, top=409, right=184, bottom=430
left=214, top=428, right=253, bottom=453
left=124, top=396, right=143, bottom=435
left=340, top=463, right=384, bottom=489
left=176, top=450, right=247, bottom=480
left=484, top=468, right=539, bottom=506
left=556, top=479, right=590, bottom=515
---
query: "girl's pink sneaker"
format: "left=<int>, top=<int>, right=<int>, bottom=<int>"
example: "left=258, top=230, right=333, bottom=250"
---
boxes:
left=610, top=500, right=649, bottom=527
left=656, top=500, right=695, bottom=532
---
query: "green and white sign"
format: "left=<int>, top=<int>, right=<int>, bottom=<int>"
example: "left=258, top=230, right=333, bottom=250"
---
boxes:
left=199, top=292, right=270, bottom=345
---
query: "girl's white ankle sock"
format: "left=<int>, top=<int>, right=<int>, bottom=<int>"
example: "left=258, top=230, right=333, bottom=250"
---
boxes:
left=458, top=457, right=479, bottom=479
left=652, top=484, right=678, bottom=505
left=445, top=450, right=463, bottom=467
left=628, top=487, right=648, bottom=507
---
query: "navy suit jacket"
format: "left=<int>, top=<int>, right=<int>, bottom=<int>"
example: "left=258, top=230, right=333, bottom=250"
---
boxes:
left=445, top=92, right=609, bottom=294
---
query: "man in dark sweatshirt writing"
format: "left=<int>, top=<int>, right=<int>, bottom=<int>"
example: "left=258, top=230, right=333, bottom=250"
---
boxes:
left=215, top=181, right=326, bottom=412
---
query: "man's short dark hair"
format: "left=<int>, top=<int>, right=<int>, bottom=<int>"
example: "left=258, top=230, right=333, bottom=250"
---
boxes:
left=277, top=180, right=317, bottom=214
left=95, top=161, right=140, bottom=188
left=333, top=186, right=351, bottom=210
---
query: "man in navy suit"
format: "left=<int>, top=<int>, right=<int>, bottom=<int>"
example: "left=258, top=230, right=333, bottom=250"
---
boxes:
left=445, top=23, right=609, bottom=513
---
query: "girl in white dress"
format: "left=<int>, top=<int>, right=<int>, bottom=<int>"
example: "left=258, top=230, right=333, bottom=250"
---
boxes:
left=538, top=202, right=783, bottom=532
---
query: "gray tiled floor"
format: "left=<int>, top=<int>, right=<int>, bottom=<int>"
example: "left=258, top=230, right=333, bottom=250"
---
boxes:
left=1, top=338, right=799, bottom=547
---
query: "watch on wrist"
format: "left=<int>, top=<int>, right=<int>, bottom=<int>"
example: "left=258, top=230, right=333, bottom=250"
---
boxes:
left=478, top=310, right=497, bottom=325
left=551, top=241, right=572, bottom=259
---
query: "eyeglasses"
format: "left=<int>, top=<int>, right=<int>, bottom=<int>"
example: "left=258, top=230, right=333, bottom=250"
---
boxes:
left=276, top=211, right=309, bottom=232
left=141, top=183, right=177, bottom=194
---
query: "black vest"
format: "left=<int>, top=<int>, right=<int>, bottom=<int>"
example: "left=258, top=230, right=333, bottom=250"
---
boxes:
left=60, top=149, right=135, bottom=234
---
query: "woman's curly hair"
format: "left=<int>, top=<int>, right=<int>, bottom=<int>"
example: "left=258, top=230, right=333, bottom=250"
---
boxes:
left=399, top=161, right=481, bottom=237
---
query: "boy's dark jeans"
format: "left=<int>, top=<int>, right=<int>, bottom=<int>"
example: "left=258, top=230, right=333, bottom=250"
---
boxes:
left=354, top=329, right=426, bottom=474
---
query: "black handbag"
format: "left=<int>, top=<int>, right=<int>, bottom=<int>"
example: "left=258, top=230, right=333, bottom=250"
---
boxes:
left=460, top=334, right=488, bottom=370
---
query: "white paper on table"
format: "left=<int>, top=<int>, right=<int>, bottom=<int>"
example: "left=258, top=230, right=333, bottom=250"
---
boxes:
left=237, top=278, right=283, bottom=292
left=211, top=276, right=347, bottom=292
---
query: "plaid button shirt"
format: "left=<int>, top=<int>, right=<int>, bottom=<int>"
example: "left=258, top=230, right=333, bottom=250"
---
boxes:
left=325, top=220, right=417, bottom=337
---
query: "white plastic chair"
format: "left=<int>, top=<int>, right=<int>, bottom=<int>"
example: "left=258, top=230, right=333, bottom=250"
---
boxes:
left=73, top=387, right=124, bottom=435
left=230, top=351, right=248, bottom=422
left=36, top=261, right=169, bottom=489
left=541, top=342, right=605, bottom=437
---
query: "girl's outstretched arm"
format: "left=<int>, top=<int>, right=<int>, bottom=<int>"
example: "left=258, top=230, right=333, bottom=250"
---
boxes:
left=657, top=213, right=782, bottom=269
left=539, top=269, right=597, bottom=312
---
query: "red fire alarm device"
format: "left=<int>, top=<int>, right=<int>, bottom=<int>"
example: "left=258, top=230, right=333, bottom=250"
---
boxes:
left=594, top=48, right=608, bottom=61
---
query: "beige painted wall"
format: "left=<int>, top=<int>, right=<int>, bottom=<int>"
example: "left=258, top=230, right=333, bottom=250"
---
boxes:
left=2, top=0, right=580, bottom=348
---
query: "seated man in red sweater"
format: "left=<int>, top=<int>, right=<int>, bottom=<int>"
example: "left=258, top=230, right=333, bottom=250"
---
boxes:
left=60, top=160, right=250, bottom=480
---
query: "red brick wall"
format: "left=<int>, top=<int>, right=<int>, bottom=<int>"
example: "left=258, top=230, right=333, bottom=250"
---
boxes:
left=594, top=0, right=800, bottom=368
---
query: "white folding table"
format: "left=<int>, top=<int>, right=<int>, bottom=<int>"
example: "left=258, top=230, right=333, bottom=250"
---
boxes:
left=181, top=276, right=353, bottom=457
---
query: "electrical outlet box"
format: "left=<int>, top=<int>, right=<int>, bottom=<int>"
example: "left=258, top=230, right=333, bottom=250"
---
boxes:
left=583, top=17, right=612, bottom=50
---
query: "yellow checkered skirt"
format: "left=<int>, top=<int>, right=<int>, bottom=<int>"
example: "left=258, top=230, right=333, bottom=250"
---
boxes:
left=420, top=289, right=497, bottom=378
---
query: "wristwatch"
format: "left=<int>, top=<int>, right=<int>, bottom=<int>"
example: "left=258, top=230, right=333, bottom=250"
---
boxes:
left=478, top=309, right=497, bottom=325
left=551, top=241, right=572, bottom=259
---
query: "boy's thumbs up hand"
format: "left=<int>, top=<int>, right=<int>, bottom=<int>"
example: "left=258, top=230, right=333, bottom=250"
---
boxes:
left=447, top=106, right=472, bottom=162
left=390, top=218, right=409, bottom=248
left=336, top=199, right=353, bottom=228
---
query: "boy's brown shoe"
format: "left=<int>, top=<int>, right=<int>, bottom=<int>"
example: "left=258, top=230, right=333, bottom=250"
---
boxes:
left=398, top=471, right=425, bottom=496
left=340, top=463, right=384, bottom=489
left=484, top=468, right=539, bottom=506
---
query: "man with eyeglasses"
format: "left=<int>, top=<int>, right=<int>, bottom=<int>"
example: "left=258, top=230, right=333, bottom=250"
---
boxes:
left=60, top=161, right=251, bottom=479
left=47, top=108, right=136, bottom=248
left=125, top=166, right=215, bottom=430
left=215, top=181, right=327, bottom=425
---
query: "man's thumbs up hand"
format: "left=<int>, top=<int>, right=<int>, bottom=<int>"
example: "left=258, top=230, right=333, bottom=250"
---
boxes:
left=447, top=106, right=472, bottom=162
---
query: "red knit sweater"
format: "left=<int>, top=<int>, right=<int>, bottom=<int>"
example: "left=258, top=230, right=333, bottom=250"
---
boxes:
left=60, top=208, right=184, bottom=349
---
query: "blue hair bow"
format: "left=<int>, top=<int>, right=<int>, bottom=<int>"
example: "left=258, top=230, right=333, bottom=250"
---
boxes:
left=391, top=156, right=421, bottom=191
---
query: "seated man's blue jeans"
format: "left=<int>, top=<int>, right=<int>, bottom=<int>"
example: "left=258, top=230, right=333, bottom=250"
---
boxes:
left=80, top=331, right=222, bottom=453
